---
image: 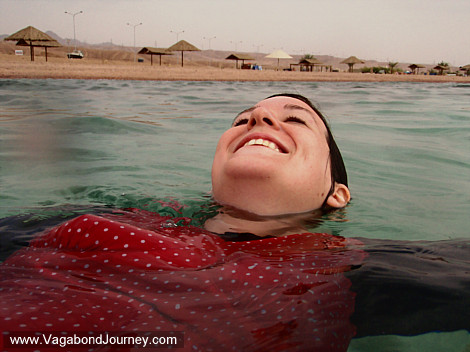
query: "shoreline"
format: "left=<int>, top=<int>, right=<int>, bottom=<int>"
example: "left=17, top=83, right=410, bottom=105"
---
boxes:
left=1, top=58, right=470, bottom=83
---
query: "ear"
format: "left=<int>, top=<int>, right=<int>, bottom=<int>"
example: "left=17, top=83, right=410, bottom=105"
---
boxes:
left=326, top=183, right=351, bottom=209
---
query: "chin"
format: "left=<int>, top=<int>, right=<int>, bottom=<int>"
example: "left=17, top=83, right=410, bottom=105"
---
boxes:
left=224, top=158, right=281, bottom=179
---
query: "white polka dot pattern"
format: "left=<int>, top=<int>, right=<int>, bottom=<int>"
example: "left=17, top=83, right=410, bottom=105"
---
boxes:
left=0, top=209, right=365, bottom=351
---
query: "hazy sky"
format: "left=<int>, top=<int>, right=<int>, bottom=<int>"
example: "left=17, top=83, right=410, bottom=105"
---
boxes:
left=1, top=0, right=469, bottom=65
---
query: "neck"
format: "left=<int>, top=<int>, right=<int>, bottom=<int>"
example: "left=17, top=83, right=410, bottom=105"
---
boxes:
left=203, top=205, right=323, bottom=238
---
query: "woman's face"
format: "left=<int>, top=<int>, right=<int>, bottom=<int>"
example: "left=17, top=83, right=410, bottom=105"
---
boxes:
left=211, top=96, right=338, bottom=215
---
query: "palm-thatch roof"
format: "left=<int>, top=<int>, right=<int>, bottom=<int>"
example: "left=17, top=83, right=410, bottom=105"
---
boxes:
left=340, top=56, right=365, bottom=72
left=16, top=38, right=61, bottom=47
left=409, top=64, right=425, bottom=69
left=225, top=53, right=255, bottom=69
left=299, top=58, right=323, bottom=65
left=167, top=40, right=200, bottom=67
left=4, top=26, right=61, bottom=61
left=340, top=56, right=365, bottom=65
left=4, top=26, right=56, bottom=42
left=167, top=40, right=200, bottom=52
left=225, top=53, right=255, bottom=61
left=138, top=47, right=173, bottom=66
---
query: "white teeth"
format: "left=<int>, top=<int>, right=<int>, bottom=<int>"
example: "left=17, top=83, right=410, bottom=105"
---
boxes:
left=243, top=138, right=281, bottom=152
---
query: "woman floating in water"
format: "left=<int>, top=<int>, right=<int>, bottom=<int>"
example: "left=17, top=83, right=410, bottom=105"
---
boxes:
left=207, top=93, right=350, bottom=237
left=0, top=94, right=364, bottom=351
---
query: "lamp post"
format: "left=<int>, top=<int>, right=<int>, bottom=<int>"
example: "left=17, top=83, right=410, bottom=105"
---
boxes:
left=170, top=30, right=184, bottom=42
left=203, top=36, right=216, bottom=50
left=230, top=40, right=242, bottom=51
left=127, top=22, right=142, bottom=62
left=64, top=10, right=83, bottom=51
left=253, top=44, right=263, bottom=53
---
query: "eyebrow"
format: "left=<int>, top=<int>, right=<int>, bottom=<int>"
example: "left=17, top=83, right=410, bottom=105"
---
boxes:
left=284, top=104, right=316, bottom=118
left=233, top=106, right=257, bottom=124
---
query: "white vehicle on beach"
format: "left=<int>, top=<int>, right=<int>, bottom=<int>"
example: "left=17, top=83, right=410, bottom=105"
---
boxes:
left=67, top=50, right=84, bottom=59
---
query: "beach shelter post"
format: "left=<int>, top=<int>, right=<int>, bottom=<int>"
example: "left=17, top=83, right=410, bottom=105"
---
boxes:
left=15, top=38, right=61, bottom=62
left=167, top=40, right=200, bottom=67
left=4, top=26, right=59, bottom=62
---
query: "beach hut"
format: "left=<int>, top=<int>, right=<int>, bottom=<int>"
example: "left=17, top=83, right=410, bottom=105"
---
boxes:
left=340, top=56, right=365, bottom=73
left=225, top=53, right=255, bottom=69
left=265, top=49, right=293, bottom=70
left=4, top=26, right=61, bottom=61
left=167, top=40, right=200, bottom=67
left=460, top=64, right=470, bottom=75
left=433, top=64, right=449, bottom=75
left=138, top=47, right=173, bottom=66
left=408, top=64, right=426, bottom=75
left=297, top=58, right=323, bottom=72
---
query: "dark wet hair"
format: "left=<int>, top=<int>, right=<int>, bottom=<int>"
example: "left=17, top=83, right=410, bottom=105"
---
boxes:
left=266, top=93, right=348, bottom=209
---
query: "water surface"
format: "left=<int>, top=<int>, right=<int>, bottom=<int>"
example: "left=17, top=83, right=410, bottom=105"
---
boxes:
left=1, top=79, right=469, bottom=241
left=1, top=79, right=470, bottom=351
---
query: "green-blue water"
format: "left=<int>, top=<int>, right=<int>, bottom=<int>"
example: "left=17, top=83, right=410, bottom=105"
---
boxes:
left=1, top=79, right=469, bottom=242
left=1, top=79, right=470, bottom=351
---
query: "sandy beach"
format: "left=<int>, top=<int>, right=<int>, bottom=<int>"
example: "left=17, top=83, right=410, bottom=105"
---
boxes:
left=1, top=54, right=470, bottom=83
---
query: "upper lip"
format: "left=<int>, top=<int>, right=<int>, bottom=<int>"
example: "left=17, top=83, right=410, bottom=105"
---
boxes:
left=234, top=133, right=288, bottom=153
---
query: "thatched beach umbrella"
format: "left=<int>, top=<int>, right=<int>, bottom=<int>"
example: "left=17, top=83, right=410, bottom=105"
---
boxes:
left=340, top=56, right=365, bottom=72
left=225, top=53, right=255, bottom=69
left=138, top=47, right=173, bottom=66
left=4, top=26, right=58, bottom=61
left=167, top=40, right=200, bottom=67
left=433, top=64, right=449, bottom=75
left=408, top=64, right=425, bottom=75
left=265, top=49, right=293, bottom=70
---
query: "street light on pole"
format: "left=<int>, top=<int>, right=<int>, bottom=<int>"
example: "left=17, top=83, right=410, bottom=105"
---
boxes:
left=127, top=22, right=142, bottom=62
left=64, top=10, right=83, bottom=51
left=170, top=30, right=184, bottom=42
left=253, top=44, right=263, bottom=53
left=230, top=40, right=242, bottom=51
left=203, top=36, right=216, bottom=50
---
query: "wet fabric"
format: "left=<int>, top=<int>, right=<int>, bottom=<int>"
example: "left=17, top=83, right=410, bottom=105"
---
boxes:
left=0, top=208, right=364, bottom=351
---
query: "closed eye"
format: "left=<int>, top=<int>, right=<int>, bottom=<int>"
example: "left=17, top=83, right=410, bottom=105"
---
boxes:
left=233, top=118, right=249, bottom=127
left=285, top=116, right=307, bottom=125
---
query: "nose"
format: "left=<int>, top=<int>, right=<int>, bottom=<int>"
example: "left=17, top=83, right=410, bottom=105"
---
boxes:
left=247, top=107, right=280, bottom=130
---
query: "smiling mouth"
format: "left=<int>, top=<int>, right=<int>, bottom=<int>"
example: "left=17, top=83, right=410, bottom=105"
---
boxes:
left=243, top=138, right=281, bottom=152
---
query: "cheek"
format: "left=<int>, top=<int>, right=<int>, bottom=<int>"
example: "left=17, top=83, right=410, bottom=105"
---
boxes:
left=296, top=145, right=331, bottom=188
left=211, top=130, right=234, bottom=185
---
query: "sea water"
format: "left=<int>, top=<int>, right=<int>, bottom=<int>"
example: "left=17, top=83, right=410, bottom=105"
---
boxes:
left=1, top=79, right=470, bottom=351
left=1, top=79, right=469, bottom=241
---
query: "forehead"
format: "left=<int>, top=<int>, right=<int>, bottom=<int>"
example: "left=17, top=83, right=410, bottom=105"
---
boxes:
left=237, top=96, right=327, bottom=132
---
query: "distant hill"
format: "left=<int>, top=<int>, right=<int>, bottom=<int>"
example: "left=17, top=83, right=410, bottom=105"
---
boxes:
left=1, top=29, right=440, bottom=72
